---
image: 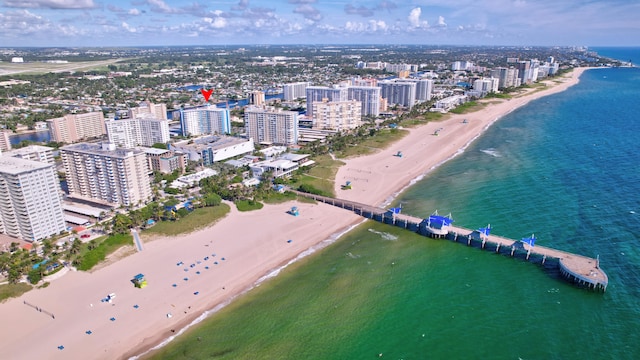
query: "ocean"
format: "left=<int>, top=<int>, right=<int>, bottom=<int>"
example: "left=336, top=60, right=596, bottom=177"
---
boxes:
left=148, top=55, right=640, bottom=359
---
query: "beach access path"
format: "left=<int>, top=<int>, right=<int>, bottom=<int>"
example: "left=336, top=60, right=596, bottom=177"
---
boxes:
left=0, top=68, right=587, bottom=360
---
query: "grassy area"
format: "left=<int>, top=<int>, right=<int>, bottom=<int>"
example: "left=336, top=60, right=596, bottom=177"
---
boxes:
left=0, top=283, right=33, bottom=303
left=337, top=128, right=408, bottom=158
left=261, top=191, right=298, bottom=204
left=76, top=234, right=133, bottom=271
left=403, top=111, right=447, bottom=127
left=235, top=200, right=264, bottom=212
left=449, top=101, right=484, bottom=114
left=484, top=92, right=513, bottom=100
left=143, top=204, right=231, bottom=237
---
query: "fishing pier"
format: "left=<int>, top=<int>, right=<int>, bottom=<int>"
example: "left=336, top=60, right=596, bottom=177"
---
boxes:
left=293, top=191, right=608, bottom=292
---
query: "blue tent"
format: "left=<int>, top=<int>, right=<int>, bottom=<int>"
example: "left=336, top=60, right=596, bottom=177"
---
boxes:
left=521, top=235, right=536, bottom=247
left=427, top=213, right=453, bottom=228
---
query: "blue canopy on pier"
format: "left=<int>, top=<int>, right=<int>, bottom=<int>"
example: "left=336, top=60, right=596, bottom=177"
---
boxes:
left=477, top=226, right=491, bottom=236
left=389, top=207, right=402, bottom=215
left=521, top=235, right=536, bottom=247
left=427, top=214, right=453, bottom=228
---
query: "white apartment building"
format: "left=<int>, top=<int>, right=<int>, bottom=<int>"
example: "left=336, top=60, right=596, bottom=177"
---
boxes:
left=61, top=142, right=152, bottom=207
left=379, top=80, right=417, bottom=109
left=170, top=135, right=254, bottom=166
left=47, top=111, right=106, bottom=143
left=180, top=107, right=231, bottom=137
left=128, top=101, right=168, bottom=120
left=312, top=99, right=362, bottom=131
left=0, top=156, right=66, bottom=241
left=249, top=91, right=265, bottom=105
left=5, top=145, right=55, bottom=164
left=244, top=107, right=299, bottom=145
left=106, top=116, right=170, bottom=148
left=347, top=86, right=381, bottom=117
left=283, top=82, right=310, bottom=101
left=472, top=78, right=500, bottom=96
left=490, top=67, right=521, bottom=89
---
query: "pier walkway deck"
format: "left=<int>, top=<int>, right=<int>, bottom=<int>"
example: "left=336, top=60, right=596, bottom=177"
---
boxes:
left=293, top=190, right=608, bottom=292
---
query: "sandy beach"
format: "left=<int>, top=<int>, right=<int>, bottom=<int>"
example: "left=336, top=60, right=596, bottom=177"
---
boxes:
left=0, top=67, right=587, bottom=360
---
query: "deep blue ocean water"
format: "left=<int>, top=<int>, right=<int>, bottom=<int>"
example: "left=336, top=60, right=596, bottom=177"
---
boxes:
left=591, top=47, right=640, bottom=65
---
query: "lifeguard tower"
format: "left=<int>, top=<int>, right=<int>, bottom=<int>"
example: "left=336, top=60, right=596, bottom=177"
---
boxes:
left=395, top=151, right=403, bottom=158
left=288, top=206, right=299, bottom=216
left=342, top=181, right=352, bottom=190
left=132, top=273, right=147, bottom=288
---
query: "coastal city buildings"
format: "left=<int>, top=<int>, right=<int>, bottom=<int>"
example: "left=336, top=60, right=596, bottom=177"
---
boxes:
left=47, top=111, right=106, bottom=143
left=312, top=99, right=362, bottom=131
left=180, top=107, right=231, bottom=137
left=490, top=67, right=521, bottom=88
left=305, top=86, right=349, bottom=117
left=471, top=78, right=500, bottom=97
left=60, top=142, right=152, bottom=207
left=0, top=156, right=66, bottom=241
left=170, top=135, right=254, bottom=166
left=244, top=107, right=299, bottom=145
left=283, top=82, right=309, bottom=101
left=105, top=116, right=170, bottom=148
left=128, top=101, right=167, bottom=120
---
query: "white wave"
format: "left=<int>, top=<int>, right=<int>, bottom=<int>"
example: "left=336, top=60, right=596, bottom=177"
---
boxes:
left=367, top=228, right=398, bottom=241
left=480, top=148, right=502, bottom=157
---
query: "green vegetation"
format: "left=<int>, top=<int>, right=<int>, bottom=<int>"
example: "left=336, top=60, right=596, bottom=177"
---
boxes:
left=75, top=234, right=132, bottom=271
left=143, top=204, right=231, bottom=237
left=261, top=191, right=298, bottom=204
left=402, top=111, right=446, bottom=127
left=235, top=199, right=264, bottom=212
left=0, top=283, right=33, bottom=303
left=449, top=101, right=483, bottom=114
left=484, top=92, right=512, bottom=99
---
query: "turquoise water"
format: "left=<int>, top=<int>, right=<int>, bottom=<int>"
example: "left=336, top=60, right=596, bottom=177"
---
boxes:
left=154, top=64, right=640, bottom=359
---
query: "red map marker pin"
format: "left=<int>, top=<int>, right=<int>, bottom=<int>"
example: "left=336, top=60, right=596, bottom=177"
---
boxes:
left=201, top=88, right=213, bottom=101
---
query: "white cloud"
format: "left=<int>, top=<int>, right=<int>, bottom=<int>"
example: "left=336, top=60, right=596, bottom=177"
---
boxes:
left=345, top=19, right=388, bottom=33
left=408, top=7, right=428, bottom=28
left=121, top=22, right=137, bottom=33
left=129, top=8, right=141, bottom=16
left=203, top=16, right=227, bottom=29
left=437, top=16, right=446, bottom=27
left=146, top=0, right=178, bottom=14
left=2, top=0, right=95, bottom=9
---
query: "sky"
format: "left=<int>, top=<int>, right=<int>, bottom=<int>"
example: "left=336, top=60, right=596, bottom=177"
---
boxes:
left=0, top=0, right=639, bottom=47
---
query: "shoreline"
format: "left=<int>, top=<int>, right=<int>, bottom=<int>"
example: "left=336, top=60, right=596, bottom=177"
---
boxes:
left=0, top=67, right=589, bottom=360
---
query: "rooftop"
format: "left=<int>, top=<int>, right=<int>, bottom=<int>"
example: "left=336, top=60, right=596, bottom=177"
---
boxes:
left=61, top=142, right=145, bottom=158
left=0, top=155, right=53, bottom=174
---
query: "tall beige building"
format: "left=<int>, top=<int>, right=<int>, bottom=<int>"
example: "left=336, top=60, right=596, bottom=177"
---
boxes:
left=0, top=156, right=66, bottom=241
left=312, top=99, right=362, bottom=131
left=61, top=142, right=152, bottom=207
left=47, top=111, right=106, bottom=143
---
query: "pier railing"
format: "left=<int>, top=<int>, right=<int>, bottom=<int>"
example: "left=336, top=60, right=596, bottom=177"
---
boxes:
left=291, top=190, right=608, bottom=292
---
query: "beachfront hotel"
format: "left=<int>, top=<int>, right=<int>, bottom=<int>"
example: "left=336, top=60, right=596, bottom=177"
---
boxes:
left=47, top=111, right=106, bottom=143
left=105, top=116, right=170, bottom=148
left=312, top=99, right=362, bottom=131
left=141, top=147, right=187, bottom=174
left=180, top=107, right=231, bottom=137
left=0, top=156, right=66, bottom=242
left=305, top=86, right=349, bottom=117
left=60, top=142, right=152, bottom=207
left=244, top=107, right=299, bottom=145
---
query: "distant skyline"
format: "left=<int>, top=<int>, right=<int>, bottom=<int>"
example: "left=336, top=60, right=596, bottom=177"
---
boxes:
left=1, top=0, right=639, bottom=47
